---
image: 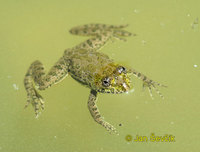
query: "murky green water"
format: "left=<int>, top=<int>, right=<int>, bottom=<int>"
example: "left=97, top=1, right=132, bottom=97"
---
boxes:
left=0, top=0, right=200, bottom=151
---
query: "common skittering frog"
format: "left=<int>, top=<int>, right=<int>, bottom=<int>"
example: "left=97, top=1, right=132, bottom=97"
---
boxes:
left=24, top=24, right=166, bottom=133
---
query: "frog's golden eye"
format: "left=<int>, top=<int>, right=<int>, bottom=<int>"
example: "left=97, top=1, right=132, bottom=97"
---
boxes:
left=102, top=77, right=110, bottom=87
left=117, top=66, right=126, bottom=74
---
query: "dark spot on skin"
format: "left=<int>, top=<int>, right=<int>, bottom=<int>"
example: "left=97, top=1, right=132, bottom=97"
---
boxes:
left=54, top=65, right=62, bottom=70
left=102, top=24, right=106, bottom=28
left=92, top=108, right=97, bottom=111
left=24, top=82, right=29, bottom=86
left=94, top=112, right=99, bottom=115
left=87, top=40, right=93, bottom=47
left=82, top=43, right=86, bottom=47
left=36, top=67, right=44, bottom=71
left=90, top=102, right=95, bottom=106
left=25, top=73, right=31, bottom=77
left=98, top=36, right=102, bottom=41
left=138, top=73, right=141, bottom=77
left=119, top=124, right=122, bottom=126
left=111, top=88, right=114, bottom=94
left=143, top=76, right=147, bottom=81
left=84, top=25, right=88, bottom=28
left=96, top=115, right=101, bottom=119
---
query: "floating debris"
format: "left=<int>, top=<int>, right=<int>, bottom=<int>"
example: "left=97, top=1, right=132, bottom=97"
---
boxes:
left=191, top=18, right=199, bottom=29
left=141, top=40, right=147, bottom=45
left=160, top=22, right=165, bottom=27
left=13, top=84, right=19, bottom=90
left=7, top=75, right=12, bottom=78
left=133, top=9, right=139, bottom=14
left=194, top=64, right=198, bottom=68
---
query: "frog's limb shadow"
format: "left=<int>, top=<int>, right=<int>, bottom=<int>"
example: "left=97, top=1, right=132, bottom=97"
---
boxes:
left=24, top=57, right=69, bottom=117
left=88, top=90, right=118, bottom=134
left=128, top=68, right=167, bottom=99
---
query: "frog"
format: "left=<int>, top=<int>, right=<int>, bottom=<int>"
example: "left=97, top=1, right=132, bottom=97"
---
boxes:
left=24, top=24, right=166, bottom=134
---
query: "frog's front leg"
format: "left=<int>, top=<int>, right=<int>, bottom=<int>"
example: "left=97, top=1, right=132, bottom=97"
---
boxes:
left=88, top=90, right=118, bottom=134
left=24, top=57, right=69, bottom=117
left=129, top=68, right=167, bottom=99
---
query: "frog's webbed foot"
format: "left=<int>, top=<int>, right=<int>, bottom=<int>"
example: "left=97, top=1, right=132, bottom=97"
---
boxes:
left=143, top=80, right=167, bottom=99
left=24, top=87, right=45, bottom=118
left=24, top=58, right=69, bottom=117
left=130, top=69, right=167, bottom=99
left=112, top=29, right=137, bottom=42
left=107, top=24, right=136, bottom=42
left=88, top=90, right=119, bottom=135
left=101, top=121, right=118, bottom=135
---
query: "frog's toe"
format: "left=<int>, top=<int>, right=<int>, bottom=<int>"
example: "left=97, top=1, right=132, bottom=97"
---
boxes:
left=113, top=35, right=127, bottom=42
left=143, top=81, right=166, bottom=99
left=103, top=122, right=118, bottom=135
left=112, top=30, right=136, bottom=42
left=109, top=24, right=129, bottom=29
left=147, top=85, right=154, bottom=100
left=114, top=30, right=136, bottom=37
left=25, top=88, right=45, bottom=117
left=33, top=93, right=44, bottom=118
left=151, top=84, right=165, bottom=99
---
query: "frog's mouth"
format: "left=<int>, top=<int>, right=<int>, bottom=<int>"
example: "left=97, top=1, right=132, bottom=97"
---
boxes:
left=97, top=81, right=130, bottom=94
left=122, top=82, right=130, bottom=92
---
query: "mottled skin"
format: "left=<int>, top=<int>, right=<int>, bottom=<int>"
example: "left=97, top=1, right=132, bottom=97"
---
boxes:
left=24, top=24, right=166, bottom=134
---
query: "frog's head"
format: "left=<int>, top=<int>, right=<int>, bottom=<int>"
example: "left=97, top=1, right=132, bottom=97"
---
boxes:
left=94, top=64, right=131, bottom=94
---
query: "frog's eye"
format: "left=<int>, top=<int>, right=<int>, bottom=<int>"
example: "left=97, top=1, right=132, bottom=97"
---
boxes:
left=102, top=77, right=110, bottom=87
left=117, top=66, right=126, bottom=74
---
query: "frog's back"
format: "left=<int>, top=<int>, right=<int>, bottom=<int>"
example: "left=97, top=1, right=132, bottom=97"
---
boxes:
left=64, top=49, right=113, bottom=87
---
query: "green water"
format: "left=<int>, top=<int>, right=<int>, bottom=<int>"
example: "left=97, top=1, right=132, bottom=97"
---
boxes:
left=0, top=0, right=200, bottom=151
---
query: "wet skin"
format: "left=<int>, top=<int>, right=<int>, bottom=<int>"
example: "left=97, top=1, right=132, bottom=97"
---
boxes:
left=24, top=24, right=166, bottom=134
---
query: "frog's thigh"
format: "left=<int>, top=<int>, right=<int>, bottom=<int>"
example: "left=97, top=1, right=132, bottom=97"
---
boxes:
left=32, top=57, right=69, bottom=90
left=88, top=90, right=117, bottom=133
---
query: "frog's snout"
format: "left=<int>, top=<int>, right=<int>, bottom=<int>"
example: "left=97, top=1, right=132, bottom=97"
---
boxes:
left=115, top=77, right=130, bottom=92
left=122, top=82, right=130, bottom=92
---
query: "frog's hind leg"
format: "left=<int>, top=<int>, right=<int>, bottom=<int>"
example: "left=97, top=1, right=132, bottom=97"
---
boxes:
left=24, top=57, right=69, bottom=117
left=71, top=24, right=135, bottom=51
left=87, top=90, right=118, bottom=134
left=69, top=24, right=129, bottom=37
left=73, top=33, right=113, bottom=51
